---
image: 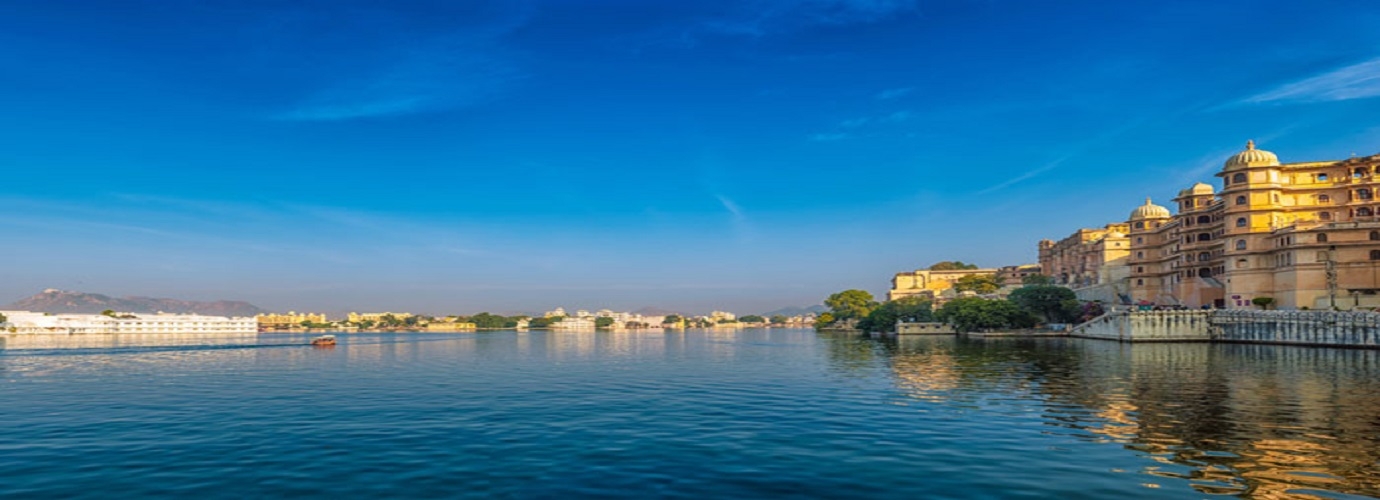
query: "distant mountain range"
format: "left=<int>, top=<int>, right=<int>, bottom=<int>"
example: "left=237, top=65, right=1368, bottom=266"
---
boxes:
left=6, top=289, right=265, bottom=317
left=759, top=305, right=828, bottom=317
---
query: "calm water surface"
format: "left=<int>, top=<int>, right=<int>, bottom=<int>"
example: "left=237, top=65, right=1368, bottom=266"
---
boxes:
left=1, top=329, right=1378, bottom=498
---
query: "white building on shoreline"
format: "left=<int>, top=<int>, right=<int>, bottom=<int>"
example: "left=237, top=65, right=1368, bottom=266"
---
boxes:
left=0, top=311, right=258, bottom=335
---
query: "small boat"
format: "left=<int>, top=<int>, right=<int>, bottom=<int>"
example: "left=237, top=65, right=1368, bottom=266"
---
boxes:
left=311, top=335, right=337, bottom=347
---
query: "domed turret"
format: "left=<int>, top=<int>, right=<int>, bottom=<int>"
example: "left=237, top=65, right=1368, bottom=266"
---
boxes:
left=1224, top=140, right=1279, bottom=170
left=1129, top=197, right=1171, bottom=221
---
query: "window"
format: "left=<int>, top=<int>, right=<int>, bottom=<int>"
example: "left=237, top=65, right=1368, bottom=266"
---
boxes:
left=1134, top=222, right=1144, bottom=229
left=1320, top=212, right=1332, bottom=221
left=1372, top=250, right=1380, bottom=261
left=1198, top=233, right=1212, bottom=242
left=1136, top=251, right=1144, bottom=259
left=1360, top=207, right=1376, bottom=217
left=1236, top=195, right=1247, bottom=205
left=1235, top=239, right=1247, bottom=250
left=1136, top=266, right=1144, bottom=273
left=1360, top=188, right=1374, bottom=200
left=1198, top=268, right=1213, bottom=278
left=1135, top=237, right=1143, bottom=244
left=1357, top=168, right=1368, bottom=178
left=1135, top=279, right=1144, bottom=285
left=1232, top=172, right=1247, bottom=184
left=1371, top=231, right=1380, bottom=241
left=1317, top=233, right=1328, bottom=243
left=1197, top=215, right=1211, bottom=224
left=1318, top=194, right=1330, bottom=203
left=1198, top=252, right=1211, bottom=262
left=1236, top=217, right=1247, bottom=228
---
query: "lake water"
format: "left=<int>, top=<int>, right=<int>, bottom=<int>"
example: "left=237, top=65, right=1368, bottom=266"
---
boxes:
left=1, top=329, right=1377, bottom=498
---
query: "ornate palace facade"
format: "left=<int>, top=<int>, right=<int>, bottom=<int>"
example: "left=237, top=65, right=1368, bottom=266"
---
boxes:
left=1060, top=140, right=1380, bottom=310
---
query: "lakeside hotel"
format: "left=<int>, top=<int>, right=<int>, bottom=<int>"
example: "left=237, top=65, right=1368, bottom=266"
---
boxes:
left=1040, top=141, right=1380, bottom=310
left=1, top=311, right=258, bottom=335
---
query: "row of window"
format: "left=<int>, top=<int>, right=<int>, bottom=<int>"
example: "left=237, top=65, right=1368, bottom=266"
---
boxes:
left=1133, top=250, right=1380, bottom=284
left=1225, top=167, right=1378, bottom=187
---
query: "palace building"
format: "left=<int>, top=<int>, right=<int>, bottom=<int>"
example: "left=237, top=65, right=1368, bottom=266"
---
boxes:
left=1102, top=140, right=1380, bottom=310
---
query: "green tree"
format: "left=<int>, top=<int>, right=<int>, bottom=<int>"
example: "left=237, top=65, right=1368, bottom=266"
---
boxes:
left=0, top=312, right=7, bottom=324
left=953, top=274, right=1001, bottom=294
left=824, top=289, right=878, bottom=320
left=470, top=312, right=511, bottom=329
left=936, top=298, right=1037, bottom=333
left=1007, top=285, right=1078, bottom=323
left=1252, top=297, right=1274, bottom=310
left=101, top=309, right=116, bottom=317
left=929, top=261, right=979, bottom=271
left=813, top=312, right=836, bottom=331
left=769, top=314, right=787, bottom=324
left=858, top=296, right=934, bottom=333
left=663, top=315, right=682, bottom=325
left=1022, top=274, right=1055, bottom=286
left=739, top=315, right=765, bottom=323
left=595, top=317, right=616, bottom=328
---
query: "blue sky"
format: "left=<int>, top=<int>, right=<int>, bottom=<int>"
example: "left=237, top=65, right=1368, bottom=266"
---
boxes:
left=4, top=0, right=1380, bottom=315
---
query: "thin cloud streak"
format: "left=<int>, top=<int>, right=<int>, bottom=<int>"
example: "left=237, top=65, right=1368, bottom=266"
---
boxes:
left=1243, top=57, right=1380, bottom=105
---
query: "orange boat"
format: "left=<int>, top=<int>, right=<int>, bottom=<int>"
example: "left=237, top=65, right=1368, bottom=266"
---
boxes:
left=311, top=335, right=337, bottom=347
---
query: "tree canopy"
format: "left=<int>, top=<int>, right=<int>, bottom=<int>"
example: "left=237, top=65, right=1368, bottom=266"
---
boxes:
left=929, top=261, right=979, bottom=271
left=858, top=296, right=934, bottom=333
left=936, top=297, right=1037, bottom=333
left=1022, top=274, right=1055, bottom=285
left=739, top=315, right=765, bottom=323
left=953, top=274, right=1001, bottom=294
left=663, top=315, right=682, bottom=325
left=769, top=314, right=788, bottom=324
left=824, top=289, right=878, bottom=320
left=813, top=312, right=836, bottom=330
left=595, top=317, right=616, bottom=328
left=1007, top=285, right=1079, bottom=323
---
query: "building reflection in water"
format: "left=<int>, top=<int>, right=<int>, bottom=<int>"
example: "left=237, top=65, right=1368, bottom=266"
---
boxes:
left=870, top=336, right=1380, bottom=498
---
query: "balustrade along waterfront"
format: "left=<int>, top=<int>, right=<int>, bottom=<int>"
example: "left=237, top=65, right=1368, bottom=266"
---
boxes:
left=1, top=330, right=1377, bottom=498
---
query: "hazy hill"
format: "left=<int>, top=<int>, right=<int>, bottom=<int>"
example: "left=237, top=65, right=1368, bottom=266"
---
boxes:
left=6, top=289, right=265, bottom=317
left=760, top=305, right=828, bottom=317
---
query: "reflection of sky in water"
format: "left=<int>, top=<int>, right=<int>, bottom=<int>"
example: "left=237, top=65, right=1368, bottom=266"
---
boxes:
left=882, top=337, right=1380, bottom=498
left=1, top=330, right=1377, bottom=498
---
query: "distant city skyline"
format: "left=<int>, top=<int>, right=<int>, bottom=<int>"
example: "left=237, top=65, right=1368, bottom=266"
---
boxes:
left=4, top=1, right=1380, bottom=313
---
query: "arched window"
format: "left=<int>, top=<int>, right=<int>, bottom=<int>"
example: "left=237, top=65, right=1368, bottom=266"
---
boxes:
left=1232, top=172, right=1247, bottom=184
left=1198, top=268, right=1212, bottom=278
left=1235, top=217, right=1247, bottom=227
left=1236, top=195, right=1247, bottom=205
left=1320, top=212, right=1332, bottom=220
left=1318, top=194, right=1330, bottom=203
left=1198, top=251, right=1211, bottom=262
left=1360, top=188, right=1373, bottom=200
left=1317, top=233, right=1328, bottom=243
left=1372, top=250, right=1380, bottom=261
left=1356, top=168, right=1368, bottom=178
left=1360, top=207, right=1376, bottom=217
left=1317, top=173, right=1329, bottom=182
left=1136, top=251, right=1144, bottom=259
left=1134, top=222, right=1144, bottom=229
left=1197, top=215, right=1211, bottom=224
left=1371, top=231, right=1380, bottom=241
left=1135, top=237, right=1143, bottom=244
left=1197, top=233, right=1212, bottom=242
left=1235, top=239, right=1247, bottom=250
left=1135, top=279, right=1144, bottom=285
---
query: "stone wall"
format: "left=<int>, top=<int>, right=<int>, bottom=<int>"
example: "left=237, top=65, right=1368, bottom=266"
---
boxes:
left=1212, top=310, right=1380, bottom=347
left=1071, top=311, right=1212, bottom=342
left=1071, top=309, right=1380, bottom=348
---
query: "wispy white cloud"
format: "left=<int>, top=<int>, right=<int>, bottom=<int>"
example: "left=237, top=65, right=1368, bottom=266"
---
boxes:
left=717, top=195, right=745, bottom=220
left=809, top=132, right=849, bottom=142
left=875, top=87, right=914, bottom=100
left=276, top=50, right=520, bottom=121
left=702, top=0, right=920, bottom=36
left=977, top=158, right=1066, bottom=195
left=1242, top=57, right=1380, bottom=105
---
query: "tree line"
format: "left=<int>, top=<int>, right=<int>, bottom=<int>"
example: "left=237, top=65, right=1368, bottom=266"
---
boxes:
left=816, top=275, right=1102, bottom=334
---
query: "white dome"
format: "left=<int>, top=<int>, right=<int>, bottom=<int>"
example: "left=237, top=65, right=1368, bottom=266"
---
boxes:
left=1224, top=140, right=1279, bottom=170
left=1129, top=198, right=1171, bottom=221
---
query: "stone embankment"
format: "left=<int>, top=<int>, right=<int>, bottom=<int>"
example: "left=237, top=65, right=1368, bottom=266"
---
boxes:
left=1071, top=310, right=1380, bottom=348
